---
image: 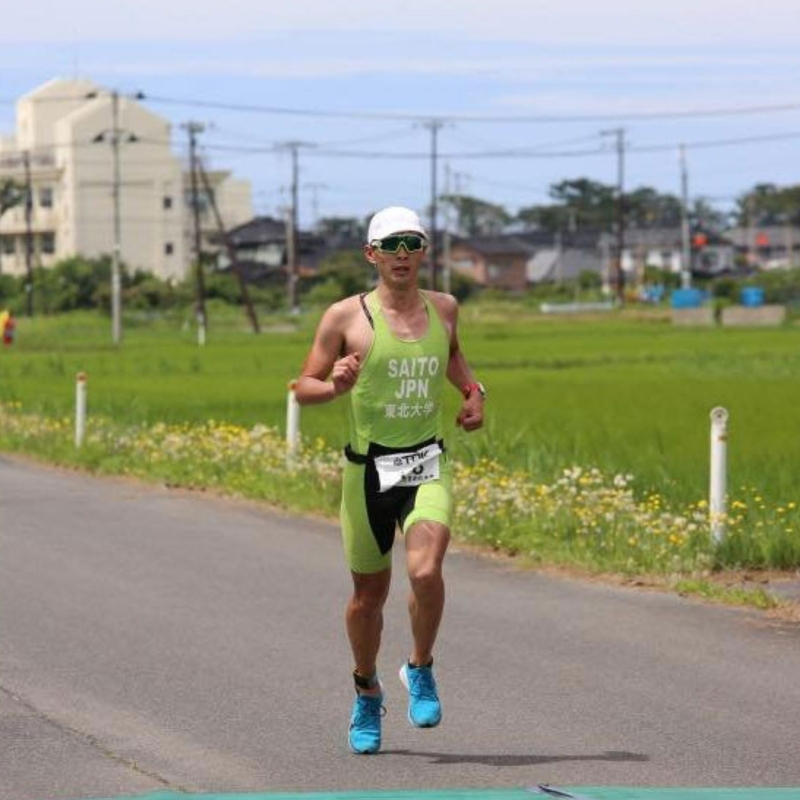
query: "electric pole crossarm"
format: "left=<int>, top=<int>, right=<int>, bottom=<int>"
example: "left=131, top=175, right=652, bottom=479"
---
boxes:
left=196, top=158, right=260, bottom=334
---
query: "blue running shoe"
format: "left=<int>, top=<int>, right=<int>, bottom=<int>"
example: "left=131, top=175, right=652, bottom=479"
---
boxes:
left=399, top=662, right=441, bottom=728
left=348, top=691, right=384, bottom=754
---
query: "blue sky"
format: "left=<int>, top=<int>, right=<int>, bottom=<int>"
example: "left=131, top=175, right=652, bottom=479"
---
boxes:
left=2, top=0, right=799, bottom=228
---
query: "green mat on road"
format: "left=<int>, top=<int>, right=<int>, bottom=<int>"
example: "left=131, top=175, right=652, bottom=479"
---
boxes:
left=93, top=788, right=800, bottom=800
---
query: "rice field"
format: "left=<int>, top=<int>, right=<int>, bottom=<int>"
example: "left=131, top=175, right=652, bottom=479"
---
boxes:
left=2, top=304, right=798, bottom=507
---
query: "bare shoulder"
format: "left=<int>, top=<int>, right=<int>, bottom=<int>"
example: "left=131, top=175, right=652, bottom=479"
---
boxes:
left=423, top=290, right=459, bottom=322
left=320, top=294, right=364, bottom=329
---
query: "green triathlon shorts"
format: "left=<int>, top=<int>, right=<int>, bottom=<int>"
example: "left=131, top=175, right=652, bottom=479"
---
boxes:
left=340, top=440, right=453, bottom=574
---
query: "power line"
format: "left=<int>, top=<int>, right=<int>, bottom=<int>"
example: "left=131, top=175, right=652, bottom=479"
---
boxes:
left=145, top=94, right=800, bottom=124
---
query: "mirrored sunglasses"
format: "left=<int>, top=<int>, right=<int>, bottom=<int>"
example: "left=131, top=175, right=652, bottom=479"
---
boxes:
left=371, top=234, right=427, bottom=254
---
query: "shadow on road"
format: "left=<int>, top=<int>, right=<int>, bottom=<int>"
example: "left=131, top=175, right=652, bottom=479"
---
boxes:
left=382, top=750, right=649, bottom=766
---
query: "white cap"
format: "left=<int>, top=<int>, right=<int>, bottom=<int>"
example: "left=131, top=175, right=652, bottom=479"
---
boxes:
left=367, top=206, right=427, bottom=243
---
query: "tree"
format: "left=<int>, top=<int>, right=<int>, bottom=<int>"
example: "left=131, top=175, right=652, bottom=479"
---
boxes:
left=0, top=179, right=25, bottom=218
left=734, top=183, right=800, bottom=226
left=689, top=198, right=728, bottom=234
left=312, top=248, right=374, bottom=300
left=517, top=178, right=616, bottom=232
left=317, top=216, right=365, bottom=242
left=518, top=178, right=708, bottom=234
left=439, top=194, right=512, bottom=236
left=625, top=187, right=683, bottom=228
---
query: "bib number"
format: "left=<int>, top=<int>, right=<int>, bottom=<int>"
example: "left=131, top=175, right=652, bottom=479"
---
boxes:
left=373, top=442, right=442, bottom=493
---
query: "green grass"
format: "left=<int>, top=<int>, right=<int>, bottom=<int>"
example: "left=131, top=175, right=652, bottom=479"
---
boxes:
left=2, top=303, right=800, bottom=513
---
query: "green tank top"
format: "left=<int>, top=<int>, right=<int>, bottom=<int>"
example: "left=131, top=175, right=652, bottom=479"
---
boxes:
left=349, top=291, right=449, bottom=453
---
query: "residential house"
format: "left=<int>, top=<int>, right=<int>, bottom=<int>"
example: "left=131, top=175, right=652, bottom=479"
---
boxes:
left=215, top=215, right=361, bottom=283
left=723, top=225, right=800, bottom=271
left=447, top=235, right=536, bottom=292
left=448, top=231, right=609, bottom=290
left=621, top=227, right=734, bottom=279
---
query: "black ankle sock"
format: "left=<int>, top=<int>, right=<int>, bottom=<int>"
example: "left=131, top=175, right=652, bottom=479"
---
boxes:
left=353, top=670, right=379, bottom=690
left=408, top=658, right=433, bottom=670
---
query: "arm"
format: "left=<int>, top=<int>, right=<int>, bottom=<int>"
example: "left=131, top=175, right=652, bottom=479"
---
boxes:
left=294, top=302, right=361, bottom=406
left=438, top=295, right=484, bottom=432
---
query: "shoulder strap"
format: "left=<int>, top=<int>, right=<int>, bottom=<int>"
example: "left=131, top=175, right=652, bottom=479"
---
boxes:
left=359, top=292, right=374, bottom=329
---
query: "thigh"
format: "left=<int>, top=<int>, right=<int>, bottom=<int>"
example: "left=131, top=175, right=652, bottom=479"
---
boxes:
left=341, top=462, right=394, bottom=574
left=404, top=519, right=450, bottom=573
left=401, top=459, right=453, bottom=535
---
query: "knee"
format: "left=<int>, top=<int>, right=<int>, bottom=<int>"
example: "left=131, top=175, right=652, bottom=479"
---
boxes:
left=408, top=560, right=444, bottom=592
left=349, top=575, right=390, bottom=616
left=350, top=589, right=384, bottom=615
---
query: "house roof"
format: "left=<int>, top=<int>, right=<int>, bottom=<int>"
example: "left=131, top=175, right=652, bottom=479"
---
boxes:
left=621, top=228, right=685, bottom=248
left=452, top=235, right=536, bottom=257
left=226, top=216, right=287, bottom=246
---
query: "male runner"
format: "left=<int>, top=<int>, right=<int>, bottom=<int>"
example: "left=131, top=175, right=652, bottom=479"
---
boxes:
left=294, top=206, right=485, bottom=754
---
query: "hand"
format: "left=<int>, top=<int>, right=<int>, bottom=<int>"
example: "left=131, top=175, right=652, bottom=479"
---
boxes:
left=331, top=352, right=361, bottom=397
left=456, top=396, right=484, bottom=432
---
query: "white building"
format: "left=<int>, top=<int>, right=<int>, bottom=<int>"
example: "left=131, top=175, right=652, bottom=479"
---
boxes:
left=0, top=78, right=253, bottom=281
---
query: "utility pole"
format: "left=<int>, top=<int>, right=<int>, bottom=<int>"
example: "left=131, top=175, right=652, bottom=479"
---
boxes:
left=602, top=128, right=626, bottom=303
left=443, top=162, right=452, bottom=295
left=90, top=88, right=143, bottom=344
left=184, top=121, right=207, bottom=344
left=277, top=141, right=313, bottom=312
left=422, top=119, right=445, bottom=290
left=22, top=150, right=33, bottom=317
left=288, top=145, right=299, bottom=312
left=110, top=91, right=123, bottom=344
left=197, top=158, right=260, bottom=334
left=679, top=144, right=692, bottom=289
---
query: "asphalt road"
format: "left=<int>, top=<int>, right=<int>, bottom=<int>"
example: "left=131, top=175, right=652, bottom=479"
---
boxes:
left=2, top=456, right=799, bottom=800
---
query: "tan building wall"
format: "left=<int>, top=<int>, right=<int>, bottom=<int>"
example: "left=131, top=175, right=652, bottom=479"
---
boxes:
left=0, top=78, right=253, bottom=281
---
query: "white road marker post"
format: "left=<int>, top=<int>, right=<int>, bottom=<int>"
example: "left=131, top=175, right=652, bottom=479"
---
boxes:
left=75, top=372, right=88, bottom=448
left=286, top=379, right=300, bottom=460
left=709, top=406, right=729, bottom=544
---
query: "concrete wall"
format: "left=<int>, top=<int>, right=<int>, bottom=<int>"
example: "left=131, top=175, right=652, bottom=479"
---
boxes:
left=671, top=307, right=716, bottom=326
left=720, top=305, right=786, bottom=327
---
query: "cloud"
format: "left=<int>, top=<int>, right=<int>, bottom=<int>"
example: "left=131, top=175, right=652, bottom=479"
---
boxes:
left=73, top=51, right=800, bottom=82
left=3, top=0, right=800, bottom=45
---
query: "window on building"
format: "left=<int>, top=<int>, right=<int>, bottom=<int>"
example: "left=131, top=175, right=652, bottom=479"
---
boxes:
left=1, top=236, right=15, bottom=255
left=39, top=187, right=53, bottom=208
left=41, top=233, right=55, bottom=254
left=163, top=196, right=173, bottom=210
left=165, top=242, right=174, bottom=256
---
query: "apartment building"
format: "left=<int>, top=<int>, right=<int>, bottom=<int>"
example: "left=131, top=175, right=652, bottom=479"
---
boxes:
left=0, top=78, right=252, bottom=280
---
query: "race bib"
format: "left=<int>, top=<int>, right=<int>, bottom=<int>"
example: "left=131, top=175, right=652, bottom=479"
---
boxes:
left=373, top=442, right=442, bottom=493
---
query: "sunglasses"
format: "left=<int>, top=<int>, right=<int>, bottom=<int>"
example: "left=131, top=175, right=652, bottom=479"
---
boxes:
left=371, top=233, right=427, bottom=254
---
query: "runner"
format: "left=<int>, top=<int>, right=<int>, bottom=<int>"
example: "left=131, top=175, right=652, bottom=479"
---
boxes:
left=294, top=206, right=485, bottom=754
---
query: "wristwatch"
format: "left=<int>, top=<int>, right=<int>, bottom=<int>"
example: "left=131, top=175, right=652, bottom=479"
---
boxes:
left=462, top=381, right=486, bottom=400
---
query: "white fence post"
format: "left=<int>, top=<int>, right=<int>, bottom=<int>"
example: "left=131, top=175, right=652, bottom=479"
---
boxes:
left=709, top=406, right=729, bottom=543
left=286, top=380, right=300, bottom=457
left=75, top=372, right=88, bottom=447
